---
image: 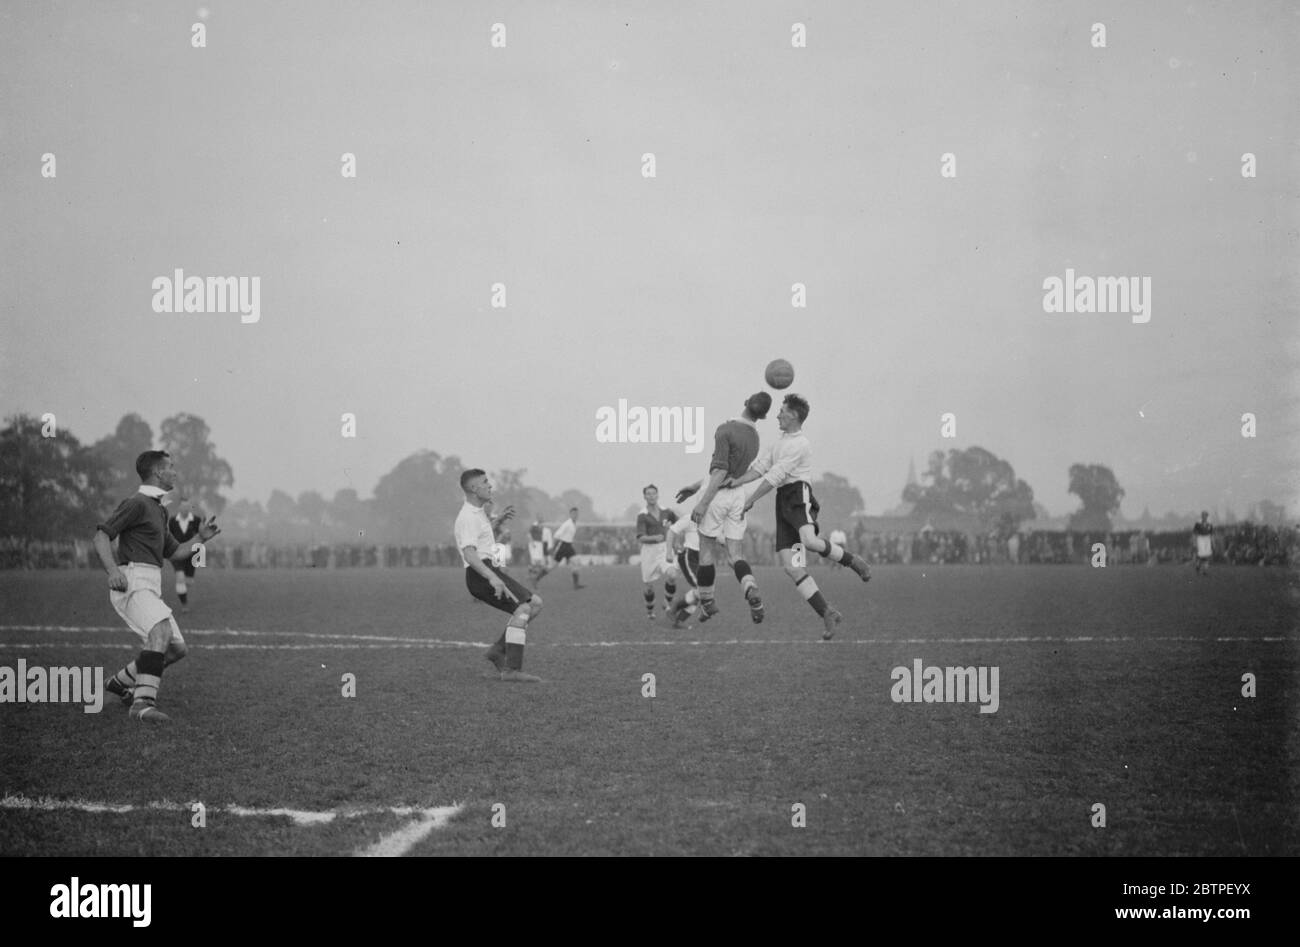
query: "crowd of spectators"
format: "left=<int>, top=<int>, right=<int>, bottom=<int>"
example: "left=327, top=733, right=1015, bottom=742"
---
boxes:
left=3, top=522, right=1295, bottom=569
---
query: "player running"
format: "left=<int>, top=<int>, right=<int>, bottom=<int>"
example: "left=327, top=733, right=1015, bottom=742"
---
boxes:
left=167, top=496, right=202, bottom=612
left=455, top=469, right=543, bottom=682
left=725, top=393, right=871, bottom=640
left=676, top=392, right=771, bottom=623
left=527, top=516, right=552, bottom=586
left=667, top=508, right=705, bottom=628
left=636, top=485, right=679, bottom=619
left=1192, top=511, right=1213, bottom=575
left=93, top=451, right=220, bottom=722
left=536, top=507, right=584, bottom=589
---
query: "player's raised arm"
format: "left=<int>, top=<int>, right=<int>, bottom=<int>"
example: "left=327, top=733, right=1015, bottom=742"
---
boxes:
left=171, top=515, right=220, bottom=562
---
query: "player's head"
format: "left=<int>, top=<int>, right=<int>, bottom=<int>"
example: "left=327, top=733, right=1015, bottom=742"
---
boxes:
left=136, top=450, right=176, bottom=489
left=569, top=506, right=579, bottom=521
left=460, top=468, right=491, bottom=502
left=777, top=393, right=810, bottom=432
left=177, top=495, right=193, bottom=515
left=660, top=508, right=678, bottom=525
left=643, top=484, right=659, bottom=505
left=742, top=392, right=772, bottom=422
left=1200, top=510, right=1209, bottom=521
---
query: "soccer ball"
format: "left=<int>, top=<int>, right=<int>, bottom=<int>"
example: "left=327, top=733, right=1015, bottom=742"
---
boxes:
left=765, top=358, right=795, bottom=389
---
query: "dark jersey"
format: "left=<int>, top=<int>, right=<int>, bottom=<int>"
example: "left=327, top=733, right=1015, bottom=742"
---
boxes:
left=98, top=494, right=179, bottom=567
left=636, top=508, right=667, bottom=542
left=529, top=524, right=544, bottom=542
left=169, top=514, right=201, bottom=544
left=709, top=418, right=761, bottom=480
left=1192, top=522, right=1213, bottom=536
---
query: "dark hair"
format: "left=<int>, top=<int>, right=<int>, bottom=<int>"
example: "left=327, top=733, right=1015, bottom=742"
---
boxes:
left=135, top=450, right=170, bottom=482
left=783, top=393, right=810, bottom=423
left=745, top=392, right=772, bottom=420
left=569, top=507, right=579, bottom=514
left=643, top=484, right=658, bottom=495
left=460, top=468, right=487, bottom=491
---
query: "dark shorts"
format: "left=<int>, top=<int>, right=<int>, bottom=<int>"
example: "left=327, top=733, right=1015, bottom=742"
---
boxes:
left=676, top=549, right=700, bottom=587
left=466, top=561, right=532, bottom=615
left=776, top=481, right=819, bottom=551
left=172, top=555, right=197, bottom=578
left=553, top=541, right=576, bottom=563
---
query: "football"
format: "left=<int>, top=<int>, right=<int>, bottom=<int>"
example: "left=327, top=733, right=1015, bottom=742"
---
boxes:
left=765, top=358, right=795, bottom=389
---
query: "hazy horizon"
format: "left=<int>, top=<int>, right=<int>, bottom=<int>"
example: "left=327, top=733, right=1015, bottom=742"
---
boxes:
left=3, top=1, right=1297, bottom=524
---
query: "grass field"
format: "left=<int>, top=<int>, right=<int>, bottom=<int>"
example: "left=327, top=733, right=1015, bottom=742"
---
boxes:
left=0, top=563, right=1296, bottom=856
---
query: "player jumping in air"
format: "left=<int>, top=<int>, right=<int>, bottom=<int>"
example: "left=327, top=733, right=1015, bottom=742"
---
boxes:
left=168, top=496, right=201, bottom=612
left=725, top=393, right=872, bottom=640
left=636, top=485, right=679, bottom=619
left=93, top=451, right=220, bottom=722
left=676, top=392, right=772, bottom=624
left=454, top=469, right=543, bottom=683
left=1192, top=511, right=1213, bottom=575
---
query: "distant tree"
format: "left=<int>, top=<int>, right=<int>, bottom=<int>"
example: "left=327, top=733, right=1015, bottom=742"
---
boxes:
left=222, top=498, right=267, bottom=541
left=902, top=446, right=1036, bottom=529
left=373, top=450, right=466, bottom=544
left=812, top=472, right=865, bottom=532
left=558, top=489, right=601, bottom=523
left=297, top=490, right=328, bottom=537
left=330, top=488, right=372, bottom=541
left=1256, top=499, right=1286, bottom=526
left=90, top=413, right=154, bottom=503
left=159, top=413, right=233, bottom=514
left=1067, top=463, right=1125, bottom=532
left=0, top=414, right=113, bottom=564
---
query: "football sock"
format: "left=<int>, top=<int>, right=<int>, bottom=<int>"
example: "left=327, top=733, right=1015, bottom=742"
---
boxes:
left=643, top=588, right=655, bottom=613
left=178, top=592, right=188, bottom=605
left=504, top=614, right=528, bottom=670
left=133, top=650, right=165, bottom=705
left=111, top=662, right=138, bottom=691
left=818, top=542, right=853, bottom=565
left=795, top=575, right=829, bottom=617
left=572, top=571, right=580, bottom=588
left=733, top=560, right=758, bottom=598
left=697, top=564, right=716, bottom=602
left=664, top=578, right=676, bottom=598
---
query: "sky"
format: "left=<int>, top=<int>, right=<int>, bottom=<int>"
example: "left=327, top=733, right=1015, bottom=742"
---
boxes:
left=2, top=0, right=1297, bottom=522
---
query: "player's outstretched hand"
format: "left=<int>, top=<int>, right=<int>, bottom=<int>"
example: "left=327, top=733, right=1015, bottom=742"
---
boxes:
left=199, top=516, right=221, bottom=541
left=499, top=505, right=516, bottom=523
left=675, top=484, right=700, bottom=504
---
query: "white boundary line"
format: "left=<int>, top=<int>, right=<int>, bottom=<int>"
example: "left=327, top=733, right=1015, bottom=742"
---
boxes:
left=0, top=794, right=462, bottom=855
left=0, top=625, right=1290, bottom=649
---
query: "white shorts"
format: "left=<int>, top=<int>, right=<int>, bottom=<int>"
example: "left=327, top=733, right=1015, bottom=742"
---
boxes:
left=109, top=563, right=183, bottom=644
left=698, top=485, right=748, bottom=541
left=528, top=541, right=545, bottom=564
left=1196, top=536, right=1212, bottom=558
left=639, top=542, right=676, bottom=582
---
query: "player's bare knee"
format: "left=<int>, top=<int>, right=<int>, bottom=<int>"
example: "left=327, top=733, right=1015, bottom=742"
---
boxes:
left=169, top=640, right=189, bottom=663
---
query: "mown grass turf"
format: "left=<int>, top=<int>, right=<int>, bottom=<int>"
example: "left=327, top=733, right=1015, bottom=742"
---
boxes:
left=0, top=564, right=1295, bottom=855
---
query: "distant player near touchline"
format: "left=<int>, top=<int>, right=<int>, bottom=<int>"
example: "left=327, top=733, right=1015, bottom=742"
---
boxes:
left=538, top=507, right=584, bottom=589
left=454, top=469, right=543, bottom=683
left=93, top=451, right=221, bottom=722
left=1192, top=511, right=1213, bottom=576
left=636, top=484, right=680, bottom=620
left=168, top=495, right=202, bottom=612
left=725, top=393, right=872, bottom=640
left=676, top=392, right=772, bottom=624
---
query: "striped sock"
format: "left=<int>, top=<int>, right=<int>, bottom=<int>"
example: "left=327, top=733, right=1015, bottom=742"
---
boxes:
left=111, top=662, right=138, bottom=691
left=733, top=560, right=757, bottom=598
left=795, top=575, right=828, bottom=617
left=819, top=542, right=853, bottom=565
left=504, top=616, right=527, bottom=670
left=664, top=579, right=676, bottom=598
left=132, top=651, right=165, bottom=704
left=643, top=588, right=655, bottom=613
left=697, top=564, right=716, bottom=603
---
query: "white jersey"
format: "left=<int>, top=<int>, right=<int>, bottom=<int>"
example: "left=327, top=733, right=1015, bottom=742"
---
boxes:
left=553, top=518, right=577, bottom=544
left=453, top=500, right=495, bottom=568
left=750, top=430, right=814, bottom=488
left=669, top=514, right=701, bottom=552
